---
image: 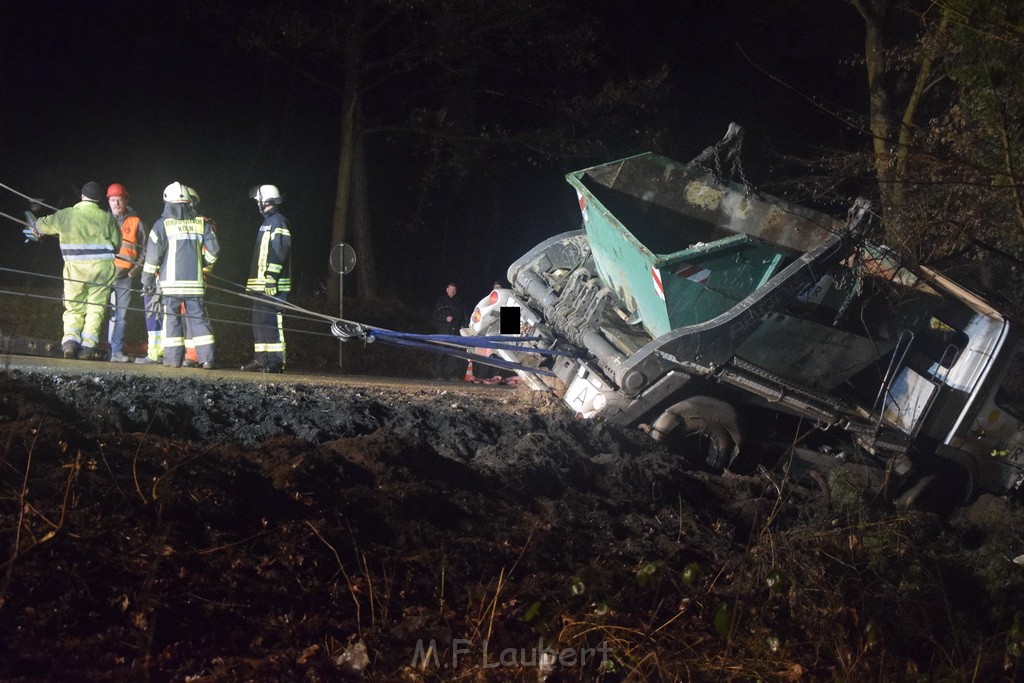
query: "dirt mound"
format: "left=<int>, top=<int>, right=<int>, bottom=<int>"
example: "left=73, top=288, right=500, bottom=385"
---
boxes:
left=1, top=368, right=1023, bottom=681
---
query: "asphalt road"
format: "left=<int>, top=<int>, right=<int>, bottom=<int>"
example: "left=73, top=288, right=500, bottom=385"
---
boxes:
left=0, top=352, right=523, bottom=395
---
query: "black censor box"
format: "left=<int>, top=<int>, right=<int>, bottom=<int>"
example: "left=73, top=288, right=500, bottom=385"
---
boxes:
left=498, top=306, right=520, bottom=335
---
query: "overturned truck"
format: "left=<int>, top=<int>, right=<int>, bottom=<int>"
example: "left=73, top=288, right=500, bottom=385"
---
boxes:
left=467, top=124, right=1024, bottom=503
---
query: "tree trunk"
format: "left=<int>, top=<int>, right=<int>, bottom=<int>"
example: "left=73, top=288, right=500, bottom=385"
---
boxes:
left=327, top=92, right=358, bottom=310
left=852, top=0, right=896, bottom=213
left=327, top=0, right=365, bottom=309
left=852, top=0, right=952, bottom=254
left=350, top=132, right=378, bottom=299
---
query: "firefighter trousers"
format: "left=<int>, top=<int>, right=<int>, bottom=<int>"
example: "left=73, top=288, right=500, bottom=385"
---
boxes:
left=252, top=293, right=287, bottom=368
left=161, top=296, right=214, bottom=367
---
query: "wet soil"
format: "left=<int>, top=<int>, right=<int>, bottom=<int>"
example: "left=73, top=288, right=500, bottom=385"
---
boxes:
left=1, top=367, right=1023, bottom=681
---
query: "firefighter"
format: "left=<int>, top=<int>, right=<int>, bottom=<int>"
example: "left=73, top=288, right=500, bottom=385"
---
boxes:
left=105, top=183, right=147, bottom=362
left=24, top=181, right=120, bottom=359
left=241, top=184, right=291, bottom=373
left=140, top=182, right=220, bottom=369
left=181, top=186, right=215, bottom=367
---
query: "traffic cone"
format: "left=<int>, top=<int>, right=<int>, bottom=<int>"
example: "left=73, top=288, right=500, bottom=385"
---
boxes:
left=463, top=360, right=475, bottom=382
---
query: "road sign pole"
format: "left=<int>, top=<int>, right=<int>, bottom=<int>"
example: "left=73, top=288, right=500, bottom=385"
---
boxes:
left=344, top=270, right=348, bottom=370
left=329, top=242, right=357, bottom=372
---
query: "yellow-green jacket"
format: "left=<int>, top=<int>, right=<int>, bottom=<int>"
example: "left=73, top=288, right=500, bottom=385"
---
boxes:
left=36, top=200, right=120, bottom=261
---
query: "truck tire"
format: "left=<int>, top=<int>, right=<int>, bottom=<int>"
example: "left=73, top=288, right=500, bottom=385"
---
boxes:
left=649, top=396, right=742, bottom=472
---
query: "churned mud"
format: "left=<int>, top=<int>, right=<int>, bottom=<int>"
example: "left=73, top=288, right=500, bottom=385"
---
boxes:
left=1, top=367, right=1023, bottom=681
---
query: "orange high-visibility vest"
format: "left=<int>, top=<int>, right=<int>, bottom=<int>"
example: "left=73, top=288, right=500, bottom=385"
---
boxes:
left=114, top=215, right=142, bottom=270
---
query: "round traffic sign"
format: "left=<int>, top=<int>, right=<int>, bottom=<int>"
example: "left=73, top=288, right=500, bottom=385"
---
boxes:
left=329, top=242, right=357, bottom=275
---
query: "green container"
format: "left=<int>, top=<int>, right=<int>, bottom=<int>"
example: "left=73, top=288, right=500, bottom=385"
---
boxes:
left=566, top=153, right=839, bottom=338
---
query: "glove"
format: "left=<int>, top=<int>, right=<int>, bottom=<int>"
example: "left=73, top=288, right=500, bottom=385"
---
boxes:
left=22, top=211, right=40, bottom=242
left=145, top=294, right=162, bottom=317
left=140, top=274, right=156, bottom=296
left=264, top=278, right=277, bottom=297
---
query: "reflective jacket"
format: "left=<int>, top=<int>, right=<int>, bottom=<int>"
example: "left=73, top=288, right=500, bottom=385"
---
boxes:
left=245, top=208, right=292, bottom=293
left=35, top=200, right=120, bottom=263
left=142, top=203, right=219, bottom=297
left=113, top=209, right=146, bottom=278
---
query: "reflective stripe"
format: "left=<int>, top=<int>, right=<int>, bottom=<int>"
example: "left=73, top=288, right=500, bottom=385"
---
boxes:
left=164, top=218, right=205, bottom=237
left=63, top=252, right=115, bottom=261
left=160, top=289, right=205, bottom=297
left=191, top=334, right=215, bottom=346
left=61, top=243, right=115, bottom=260
left=63, top=242, right=117, bottom=251
left=246, top=276, right=292, bottom=289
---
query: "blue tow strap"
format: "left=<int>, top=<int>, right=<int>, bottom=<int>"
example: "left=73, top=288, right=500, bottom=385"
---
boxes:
left=370, top=329, right=574, bottom=357
left=331, top=321, right=566, bottom=377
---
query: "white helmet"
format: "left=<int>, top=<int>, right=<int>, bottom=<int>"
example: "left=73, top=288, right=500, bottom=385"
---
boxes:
left=163, top=181, right=191, bottom=203
left=249, top=184, right=282, bottom=206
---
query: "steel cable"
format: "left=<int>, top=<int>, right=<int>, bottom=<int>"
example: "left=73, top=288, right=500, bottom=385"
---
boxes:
left=0, top=264, right=565, bottom=373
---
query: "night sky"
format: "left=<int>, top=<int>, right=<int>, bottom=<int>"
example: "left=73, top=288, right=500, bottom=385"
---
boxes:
left=0, top=0, right=867, bottom=314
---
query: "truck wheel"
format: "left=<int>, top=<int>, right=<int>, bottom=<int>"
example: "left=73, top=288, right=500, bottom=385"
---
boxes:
left=649, top=396, right=742, bottom=472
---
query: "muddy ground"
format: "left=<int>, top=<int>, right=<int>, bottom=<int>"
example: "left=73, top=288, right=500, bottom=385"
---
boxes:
left=2, top=365, right=1024, bottom=681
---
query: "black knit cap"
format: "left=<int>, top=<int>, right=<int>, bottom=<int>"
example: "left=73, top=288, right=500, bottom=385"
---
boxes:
left=81, top=181, right=103, bottom=202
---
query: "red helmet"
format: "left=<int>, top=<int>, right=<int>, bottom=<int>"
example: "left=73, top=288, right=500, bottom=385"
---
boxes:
left=106, top=183, right=129, bottom=199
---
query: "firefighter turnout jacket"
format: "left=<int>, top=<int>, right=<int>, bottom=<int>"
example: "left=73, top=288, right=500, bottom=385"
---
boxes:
left=142, top=203, right=219, bottom=296
left=245, top=207, right=292, bottom=294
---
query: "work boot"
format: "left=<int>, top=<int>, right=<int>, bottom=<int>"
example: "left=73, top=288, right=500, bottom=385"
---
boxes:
left=182, top=358, right=198, bottom=368
left=241, top=359, right=284, bottom=373
left=200, top=361, right=216, bottom=370
left=62, top=341, right=80, bottom=359
left=135, top=356, right=159, bottom=364
left=78, top=346, right=97, bottom=361
left=109, top=352, right=130, bottom=363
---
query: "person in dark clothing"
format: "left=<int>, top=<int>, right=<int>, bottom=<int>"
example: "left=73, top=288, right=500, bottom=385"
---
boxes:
left=432, top=282, right=468, bottom=379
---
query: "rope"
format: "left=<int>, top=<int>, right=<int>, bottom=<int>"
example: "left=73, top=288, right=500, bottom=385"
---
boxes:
left=0, top=210, right=30, bottom=227
left=0, top=180, right=564, bottom=374
left=0, top=265, right=568, bottom=375
left=0, top=183, right=57, bottom=211
left=0, top=266, right=335, bottom=340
